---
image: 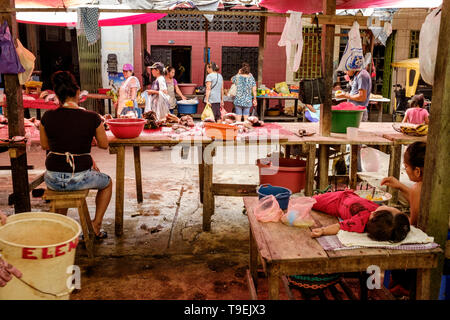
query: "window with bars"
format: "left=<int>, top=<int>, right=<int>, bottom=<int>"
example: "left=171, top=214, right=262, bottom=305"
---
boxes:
left=409, top=30, right=420, bottom=58
left=221, top=47, right=258, bottom=80
left=157, top=11, right=260, bottom=32
left=294, top=26, right=322, bottom=80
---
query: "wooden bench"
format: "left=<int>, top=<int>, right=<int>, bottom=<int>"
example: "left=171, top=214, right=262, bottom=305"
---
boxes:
left=43, top=189, right=95, bottom=261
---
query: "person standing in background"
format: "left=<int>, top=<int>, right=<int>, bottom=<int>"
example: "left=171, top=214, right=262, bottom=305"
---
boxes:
left=231, top=62, right=257, bottom=122
left=204, top=62, right=224, bottom=122
left=177, top=62, right=186, bottom=83
left=116, top=63, right=141, bottom=117
left=164, top=66, right=187, bottom=114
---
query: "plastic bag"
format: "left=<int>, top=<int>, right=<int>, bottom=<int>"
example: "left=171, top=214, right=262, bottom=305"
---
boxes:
left=201, top=103, right=215, bottom=121
left=275, top=81, right=290, bottom=94
left=419, top=5, right=441, bottom=85
left=337, top=21, right=364, bottom=72
left=0, top=21, right=25, bottom=74
left=254, top=195, right=283, bottom=223
left=281, top=197, right=316, bottom=228
left=228, top=84, right=237, bottom=97
left=16, top=39, right=35, bottom=85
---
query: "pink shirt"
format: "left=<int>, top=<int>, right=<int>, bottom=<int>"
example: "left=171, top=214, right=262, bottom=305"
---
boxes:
left=405, top=108, right=429, bottom=124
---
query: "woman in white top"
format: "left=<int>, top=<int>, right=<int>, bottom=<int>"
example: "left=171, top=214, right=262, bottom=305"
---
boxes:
left=145, top=62, right=170, bottom=120
left=116, top=63, right=141, bottom=117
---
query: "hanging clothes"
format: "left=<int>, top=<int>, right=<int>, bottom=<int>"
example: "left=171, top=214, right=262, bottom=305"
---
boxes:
left=278, top=11, right=303, bottom=73
left=77, top=7, right=100, bottom=45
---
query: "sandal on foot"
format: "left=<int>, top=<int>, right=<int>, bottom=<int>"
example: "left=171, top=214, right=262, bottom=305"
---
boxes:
left=95, top=230, right=108, bottom=240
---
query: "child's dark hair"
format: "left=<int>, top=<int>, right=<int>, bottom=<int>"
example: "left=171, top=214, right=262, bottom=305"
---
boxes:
left=51, top=71, right=80, bottom=104
left=164, top=66, right=175, bottom=75
left=241, top=62, right=250, bottom=74
left=404, top=142, right=426, bottom=172
left=366, top=210, right=410, bottom=242
left=410, top=94, right=425, bottom=108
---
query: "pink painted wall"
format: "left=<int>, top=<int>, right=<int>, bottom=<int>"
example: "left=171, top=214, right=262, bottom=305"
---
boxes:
left=133, top=16, right=287, bottom=90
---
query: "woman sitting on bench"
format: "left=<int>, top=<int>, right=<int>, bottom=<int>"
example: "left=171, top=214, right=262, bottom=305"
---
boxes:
left=39, top=71, right=112, bottom=239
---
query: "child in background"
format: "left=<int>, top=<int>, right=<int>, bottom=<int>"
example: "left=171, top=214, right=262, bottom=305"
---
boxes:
left=381, top=141, right=426, bottom=226
left=402, top=94, right=429, bottom=125
left=310, top=190, right=410, bottom=242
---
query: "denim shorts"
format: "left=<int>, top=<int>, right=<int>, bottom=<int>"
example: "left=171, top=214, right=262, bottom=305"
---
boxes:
left=234, top=105, right=251, bottom=116
left=45, top=169, right=111, bottom=191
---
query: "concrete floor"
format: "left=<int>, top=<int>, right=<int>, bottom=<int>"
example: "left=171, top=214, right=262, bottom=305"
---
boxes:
left=0, top=142, right=393, bottom=300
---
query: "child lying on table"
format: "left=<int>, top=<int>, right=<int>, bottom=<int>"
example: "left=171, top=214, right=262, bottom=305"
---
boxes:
left=310, top=190, right=410, bottom=243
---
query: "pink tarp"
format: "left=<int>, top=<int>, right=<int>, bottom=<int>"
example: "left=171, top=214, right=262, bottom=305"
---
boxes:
left=260, top=0, right=442, bottom=13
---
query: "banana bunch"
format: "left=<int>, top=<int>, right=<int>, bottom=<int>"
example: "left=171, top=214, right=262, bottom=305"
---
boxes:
left=400, top=124, right=428, bottom=136
left=25, top=81, right=43, bottom=88
left=106, top=89, right=118, bottom=103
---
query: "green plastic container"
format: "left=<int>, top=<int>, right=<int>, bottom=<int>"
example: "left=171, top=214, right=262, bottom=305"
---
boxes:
left=331, top=110, right=364, bottom=133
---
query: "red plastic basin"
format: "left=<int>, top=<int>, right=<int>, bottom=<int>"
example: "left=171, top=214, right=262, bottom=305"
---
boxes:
left=256, top=158, right=307, bottom=193
left=106, top=118, right=146, bottom=139
left=178, top=83, right=197, bottom=95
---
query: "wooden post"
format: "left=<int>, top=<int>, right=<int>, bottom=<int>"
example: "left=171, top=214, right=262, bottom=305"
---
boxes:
left=1, top=0, right=31, bottom=213
left=319, top=0, right=336, bottom=137
left=204, top=18, right=209, bottom=83
left=257, top=11, right=267, bottom=86
left=141, top=23, right=147, bottom=75
left=418, top=0, right=450, bottom=300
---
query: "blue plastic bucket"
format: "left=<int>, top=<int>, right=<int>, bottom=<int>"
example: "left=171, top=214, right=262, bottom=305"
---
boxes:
left=257, top=184, right=292, bottom=210
left=177, top=102, right=198, bottom=114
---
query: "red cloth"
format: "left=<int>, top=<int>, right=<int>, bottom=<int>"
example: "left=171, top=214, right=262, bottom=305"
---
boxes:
left=313, top=190, right=379, bottom=233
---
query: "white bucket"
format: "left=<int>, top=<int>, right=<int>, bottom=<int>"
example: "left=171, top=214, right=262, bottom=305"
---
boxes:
left=0, top=212, right=81, bottom=300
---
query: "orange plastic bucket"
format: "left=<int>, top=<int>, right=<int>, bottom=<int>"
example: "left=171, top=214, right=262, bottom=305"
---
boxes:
left=256, top=158, right=307, bottom=193
left=204, top=122, right=238, bottom=140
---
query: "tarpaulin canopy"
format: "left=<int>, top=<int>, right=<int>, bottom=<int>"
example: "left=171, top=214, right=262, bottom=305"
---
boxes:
left=14, top=1, right=167, bottom=26
left=259, top=0, right=443, bottom=13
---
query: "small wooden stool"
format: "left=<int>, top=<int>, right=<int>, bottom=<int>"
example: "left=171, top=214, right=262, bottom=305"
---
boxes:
left=43, top=189, right=95, bottom=260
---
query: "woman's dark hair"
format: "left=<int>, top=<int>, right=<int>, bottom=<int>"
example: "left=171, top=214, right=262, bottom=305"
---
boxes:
left=51, top=71, right=80, bottom=104
left=241, top=62, right=250, bottom=74
left=366, top=210, right=410, bottom=242
left=164, top=66, right=175, bottom=75
left=207, top=62, right=219, bottom=72
left=404, top=142, right=426, bottom=171
left=410, top=94, right=425, bottom=108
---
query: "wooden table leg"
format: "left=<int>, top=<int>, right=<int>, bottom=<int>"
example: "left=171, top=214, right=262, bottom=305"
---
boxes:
left=268, top=265, right=280, bottom=300
left=305, top=144, right=316, bottom=196
left=249, top=229, right=258, bottom=290
left=261, top=98, right=267, bottom=122
left=198, top=145, right=204, bottom=204
left=388, top=144, right=402, bottom=205
left=133, top=146, right=143, bottom=203
left=416, top=269, right=431, bottom=300
left=350, top=145, right=359, bottom=190
left=202, top=146, right=214, bottom=231
left=294, top=99, right=298, bottom=121
left=319, top=145, right=329, bottom=190
left=378, top=102, right=383, bottom=122
left=115, top=146, right=125, bottom=236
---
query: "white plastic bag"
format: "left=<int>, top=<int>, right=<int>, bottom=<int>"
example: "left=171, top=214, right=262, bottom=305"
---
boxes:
left=419, top=5, right=442, bottom=85
left=337, top=21, right=364, bottom=72
left=281, top=197, right=316, bottom=228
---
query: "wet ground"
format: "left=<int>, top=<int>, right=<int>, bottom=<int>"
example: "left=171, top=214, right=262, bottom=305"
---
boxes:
left=0, top=143, right=392, bottom=300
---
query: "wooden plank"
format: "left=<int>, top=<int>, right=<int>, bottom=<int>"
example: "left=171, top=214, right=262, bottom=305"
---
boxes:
left=249, top=226, right=259, bottom=289
left=319, top=145, right=329, bottom=189
left=198, top=146, right=204, bottom=204
left=268, top=264, right=280, bottom=300
left=140, top=23, right=147, bottom=75
left=202, top=158, right=214, bottom=231
left=28, top=172, right=44, bottom=190
left=319, top=0, right=335, bottom=137
left=212, top=183, right=258, bottom=197
left=133, top=146, right=143, bottom=203
left=281, top=275, right=295, bottom=300
left=304, top=144, right=316, bottom=196
left=417, top=0, right=450, bottom=300
left=257, top=12, right=267, bottom=86
left=349, top=145, right=358, bottom=190
left=115, top=146, right=125, bottom=236
left=415, top=269, right=431, bottom=300
left=387, top=145, right=401, bottom=205
left=246, top=269, right=258, bottom=300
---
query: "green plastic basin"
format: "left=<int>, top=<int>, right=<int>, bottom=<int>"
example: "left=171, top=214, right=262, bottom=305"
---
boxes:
left=331, top=110, right=364, bottom=133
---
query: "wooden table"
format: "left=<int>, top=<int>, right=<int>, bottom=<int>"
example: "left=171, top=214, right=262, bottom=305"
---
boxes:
left=257, top=96, right=299, bottom=122
left=86, top=93, right=113, bottom=115
left=244, top=197, right=441, bottom=300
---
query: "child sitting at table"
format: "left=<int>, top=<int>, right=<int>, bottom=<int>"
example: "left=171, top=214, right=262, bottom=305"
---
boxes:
left=310, top=190, right=410, bottom=243
left=402, top=94, right=429, bottom=125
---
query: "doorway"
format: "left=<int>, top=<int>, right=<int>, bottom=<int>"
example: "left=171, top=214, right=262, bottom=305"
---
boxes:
left=150, top=46, right=192, bottom=83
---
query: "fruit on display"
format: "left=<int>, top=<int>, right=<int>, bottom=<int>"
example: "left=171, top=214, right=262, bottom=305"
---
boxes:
left=400, top=124, right=428, bottom=136
left=257, top=86, right=298, bottom=98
